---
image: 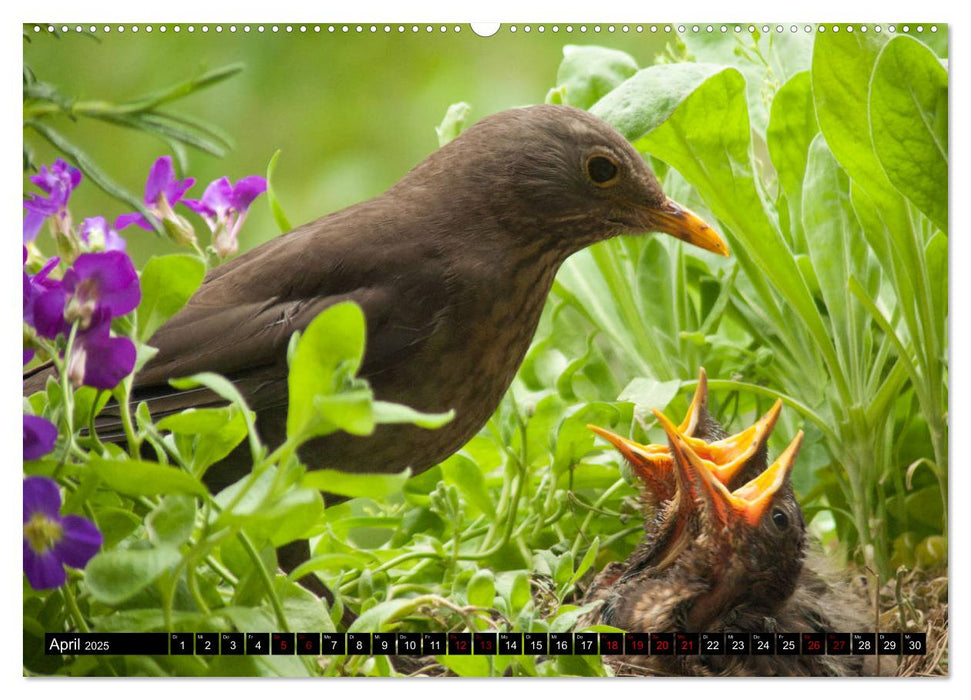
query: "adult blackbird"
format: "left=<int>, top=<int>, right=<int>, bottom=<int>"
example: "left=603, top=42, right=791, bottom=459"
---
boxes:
left=24, top=106, right=728, bottom=593
left=585, top=378, right=875, bottom=676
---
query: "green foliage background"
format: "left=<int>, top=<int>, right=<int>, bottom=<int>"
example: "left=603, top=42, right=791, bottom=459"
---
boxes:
left=23, top=24, right=948, bottom=677
left=24, top=27, right=667, bottom=265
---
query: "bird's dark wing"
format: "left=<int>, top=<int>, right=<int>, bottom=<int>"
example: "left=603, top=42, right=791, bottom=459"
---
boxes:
left=29, top=200, right=453, bottom=438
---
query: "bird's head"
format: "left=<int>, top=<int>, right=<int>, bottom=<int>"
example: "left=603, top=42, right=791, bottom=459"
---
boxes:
left=439, top=105, right=729, bottom=257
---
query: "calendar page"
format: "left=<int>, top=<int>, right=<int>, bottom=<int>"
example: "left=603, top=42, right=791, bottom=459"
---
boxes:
left=22, top=19, right=948, bottom=679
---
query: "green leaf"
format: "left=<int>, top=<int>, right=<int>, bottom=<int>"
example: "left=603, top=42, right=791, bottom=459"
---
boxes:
left=556, top=45, right=638, bottom=110
left=550, top=601, right=602, bottom=633
left=145, top=495, right=197, bottom=548
left=467, top=569, right=496, bottom=608
left=617, top=377, right=680, bottom=419
left=266, top=150, right=293, bottom=233
left=136, top=254, right=206, bottom=342
left=766, top=71, right=819, bottom=244
left=313, top=389, right=376, bottom=436
left=85, top=546, right=182, bottom=605
left=348, top=598, right=420, bottom=633
left=811, top=30, right=894, bottom=197
left=72, top=386, right=111, bottom=430
left=869, top=36, right=948, bottom=232
left=301, top=468, right=412, bottom=499
left=925, top=231, right=948, bottom=335
left=801, top=135, right=871, bottom=384
left=286, top=302, right=367, bottom=441
left=441, top=454, right=496, bottom=519
left=569, top=537, right=601, bottom=587
left=435, top=102, right=471, bottom=147
left=88, top=457, right=206, bottom=497
left=372, top=400, right=454, bottom=429
left=436, top=653, right=491, bottom=677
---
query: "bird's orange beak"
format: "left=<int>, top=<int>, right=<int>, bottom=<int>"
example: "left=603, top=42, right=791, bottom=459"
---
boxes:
left=655, top=409, right=803, bottom=529
left=637, top=197, right=730, bottom=257
left=587, top=424, right=675, bottom=502
left=681, top=400, right=783, bottom=487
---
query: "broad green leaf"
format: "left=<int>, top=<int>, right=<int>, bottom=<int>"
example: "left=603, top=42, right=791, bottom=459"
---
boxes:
left=85, top=546, right=182, bottom=605
left=265, top=150, right=293, bottom=233
left=766, top=71, right=818, bottom=250
left=93, top=506, right=141, bottom=548
left=811, top=30, right=894, bottom=197
left=348, top=598, right=421, bottom=633
left=617, top=377, right=680, bottom=419
left=435, top=101, right=471, bottom=147
left=801, top=135, right=871, bottom=387
left=467, top=569, right=496, bottom=608
left=136, top=254, right=206, bottom=342
left=282, top=583, right=335, bottom=633
left=157, top=406, right=249, bottom=476
left=286, top=301, right=367, bottom=440
left=372, top=400, right=454, bottom=429
left=634, top=237, right=678, bottom=362
left=145, top=495, right=197, bottom=548
left=556, top=45, right=638, bottom=110
left=436, top=653, right=490, bottom=677
left=925, top=231, right=948, bottom=336
left=682, top=30, right=812, bottom=133
left=869, top=36, right=948, bottom=232
left=553, top=402, right=622, bottom=475
left=441, top=454, right=497, bottom=519
left=301, top=467, right=411, bottom=499
left=88, top=457, right=206, bottom=497
left=313, top=389, right=375, bottom=436
left=550, top=601, right=602, bottom=633
left=72, top=386, right=111, bottom=431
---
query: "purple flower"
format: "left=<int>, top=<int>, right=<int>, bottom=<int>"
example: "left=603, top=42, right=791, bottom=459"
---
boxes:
left=79, top=217, right=126, bottom=253
left=24, top=415, right=58, bottom=460
left=23, top=476, right=102, bottom=590
left=61, top=251, right=141, bottom=329
left=23, top=159, right=81, bottom=243
left=184, top=175, right=267, bottom=258
left=65, top=310, right=136, bottom=390
left=24, top=254, right=67, bottom=341
left=115, top=156, right=197, bottom=244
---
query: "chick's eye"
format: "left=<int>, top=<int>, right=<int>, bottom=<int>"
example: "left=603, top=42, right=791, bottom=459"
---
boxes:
left=772, top=508, right=789, bottom=531
left=586, top=155, right=619, bottom=185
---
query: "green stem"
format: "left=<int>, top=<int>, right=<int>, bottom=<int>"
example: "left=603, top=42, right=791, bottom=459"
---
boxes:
left=238, top=532, right=289, bottom=631
left=52, top=323, right=79, bottom=481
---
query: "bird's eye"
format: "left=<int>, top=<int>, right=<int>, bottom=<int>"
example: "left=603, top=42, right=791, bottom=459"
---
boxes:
left=586, top=155, right=619, bottom=186
left=772, top=508, right=789, bottom=531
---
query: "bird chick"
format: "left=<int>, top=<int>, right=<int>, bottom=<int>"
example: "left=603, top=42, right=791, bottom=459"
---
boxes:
left=585, top=372, right=875, bottom=676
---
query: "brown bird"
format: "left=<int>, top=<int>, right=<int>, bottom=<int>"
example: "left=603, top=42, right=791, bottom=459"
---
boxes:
left=25, top=106, right=728, bottom=591
left=585, top=376, right=874, bottom=676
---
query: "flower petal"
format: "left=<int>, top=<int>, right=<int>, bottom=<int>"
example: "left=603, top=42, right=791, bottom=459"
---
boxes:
left=165, top=176, right=196, bottom=205
left=23, top=541, right=66, bottom=590
left=56, top=515, right=103, bottom=569
left=231, top=176, right=268, bottom=211
left=30, top=286, right=67, bottom=339
left=23, top=476, right=62, bottom=521
left=24, top=416, right=59, bottom=460
left=66, top=251, right=142, bottom=318
left=23, top=209, right=48, bottom=243
left=76, top=328, right=137, bottom=390
left=114, top=212, right=153, bottom=231
left=145, top=156, right=175, bottom=204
